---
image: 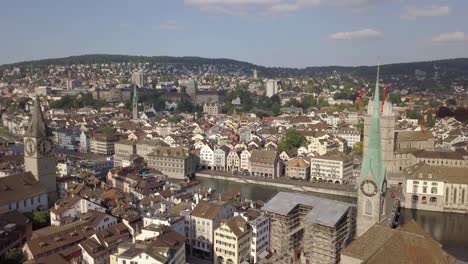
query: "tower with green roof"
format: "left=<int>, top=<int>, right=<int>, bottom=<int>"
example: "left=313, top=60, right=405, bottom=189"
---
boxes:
left=356, top=65, right=389, bottom=237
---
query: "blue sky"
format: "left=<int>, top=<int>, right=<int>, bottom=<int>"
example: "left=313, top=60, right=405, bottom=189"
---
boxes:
left=0, top=0, right=467, bottom=67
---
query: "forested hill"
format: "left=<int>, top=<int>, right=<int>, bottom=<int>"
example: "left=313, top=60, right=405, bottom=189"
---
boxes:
left=2, top=54, right=468, bottom=80
left=2, top=54, right=256, bottom=68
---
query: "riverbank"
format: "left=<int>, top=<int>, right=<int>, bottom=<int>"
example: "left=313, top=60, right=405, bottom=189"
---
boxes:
left=195, top=171, right=357, bottom=198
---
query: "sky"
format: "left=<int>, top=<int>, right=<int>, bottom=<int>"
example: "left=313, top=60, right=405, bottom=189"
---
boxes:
left=0, top=0, right=467, bottom=67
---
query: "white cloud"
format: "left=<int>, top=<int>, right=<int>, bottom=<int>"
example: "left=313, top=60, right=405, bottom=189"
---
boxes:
left=159, top=20, right=183, bottom=31
left=329, top=29, right=383, bottom=40
left=184, top=0, right=388, bottom=15
left=432, top=32, right=468, bottom=43
left=402, top=5, right=450, bottom=20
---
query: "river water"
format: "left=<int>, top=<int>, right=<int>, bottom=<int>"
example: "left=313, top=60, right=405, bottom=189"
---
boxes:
left=197, top=177, right=468, bottom=262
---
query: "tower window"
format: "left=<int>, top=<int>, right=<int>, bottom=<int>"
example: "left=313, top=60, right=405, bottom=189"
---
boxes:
left=365, top=200, right=372, bottom=216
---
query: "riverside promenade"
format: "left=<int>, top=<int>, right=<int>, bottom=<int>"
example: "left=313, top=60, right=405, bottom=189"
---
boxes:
left=195, top=170, right=357, bottom=198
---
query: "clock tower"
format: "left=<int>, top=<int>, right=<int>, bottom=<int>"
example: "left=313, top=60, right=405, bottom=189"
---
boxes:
left=24, top=96, right=57, bottom=203
left=356, top=65, right=388, bottom=237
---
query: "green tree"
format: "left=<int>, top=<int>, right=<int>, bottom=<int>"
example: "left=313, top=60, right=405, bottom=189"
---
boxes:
left=1, top=248, right=25, bottom=264
left=406, top=109, right=421, bottom=119
left=352, top=141, right=363, bottom=155
left=100, top=126, right=116, bottom=135
left=176, top=99, right=196, bottom=113
left=24, top=211, right=50, bottom=230
left=388, top=92, right=401, bottom=104
left=278, top=130, right=306, bottom=152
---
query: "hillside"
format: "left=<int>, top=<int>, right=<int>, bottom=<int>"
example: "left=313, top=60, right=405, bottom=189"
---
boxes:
left=2, top=54, right=468, bottom=84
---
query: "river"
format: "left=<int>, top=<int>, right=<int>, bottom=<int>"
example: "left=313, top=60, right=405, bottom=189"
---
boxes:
left=197, top=177, right=468, bottom=262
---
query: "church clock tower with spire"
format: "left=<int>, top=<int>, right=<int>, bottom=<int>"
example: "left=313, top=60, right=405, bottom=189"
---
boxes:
left=356, top=66, right=389, bottom=237
left=24, top=97, right=57, bottom=202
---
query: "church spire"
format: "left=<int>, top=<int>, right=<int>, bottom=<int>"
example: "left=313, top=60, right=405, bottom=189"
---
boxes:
left=26, top=96, right=52, bottom=138
left=132, top=84, right=138, bottom=121
left=358, top=65, right=386, bottom=191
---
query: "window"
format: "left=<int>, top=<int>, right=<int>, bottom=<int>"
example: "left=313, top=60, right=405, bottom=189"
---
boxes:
left=462, top=189, right=466, bottom=204
left=365, top=200, right=372, bottom=216
left=422, top=187, right=427, bottom=193
left=454, top=189, right=458, bottom=203
left=446, top=187, right=450, bottom=203
left=431, top=187, right=437, bottom=194
left=430, top=197, right=437, bottom=204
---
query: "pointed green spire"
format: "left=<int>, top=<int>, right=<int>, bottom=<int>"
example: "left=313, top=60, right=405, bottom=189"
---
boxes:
left=358, top=65, right=386, bottom=191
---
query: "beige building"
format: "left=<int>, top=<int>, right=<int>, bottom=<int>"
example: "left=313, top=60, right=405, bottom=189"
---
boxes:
left=203, top=102, right=222, bottom=116
left=285, top=158, right=310, bottom=180
left=146, top=146, right=198, bottom=179
left=90, top=133, right=116, bottom=155
left=249, top=150, right=279, bottom=178
left=403, top=162, right=468, bottom=214
left=113, top=140, right=137, bottom=167
left=214, top=215, right=251, bottom=264
left=262, top=192, right=356, bottom=264
left=310, top=152, right=353, bottom=184
left=188, top=200, right=236, bottom=259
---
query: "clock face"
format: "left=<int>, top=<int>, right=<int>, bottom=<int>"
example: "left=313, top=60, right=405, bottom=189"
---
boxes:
left=37, top=138, right=54, bottom=156
left=360, top=180, right=378, bottom=197
left=25, top=138, right=36, bottom=156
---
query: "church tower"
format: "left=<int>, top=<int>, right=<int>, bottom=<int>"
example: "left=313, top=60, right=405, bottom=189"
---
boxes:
left=363, top=81, right=395, bottom=175
left=356, top=66, right=388, bottom=237
left=132, top=84, right=139, bottom=121
left=24, top=97, right=57, bottom=202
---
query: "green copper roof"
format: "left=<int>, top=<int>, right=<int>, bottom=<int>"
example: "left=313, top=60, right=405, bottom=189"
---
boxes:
left=358, top=65, right=386, bottom=191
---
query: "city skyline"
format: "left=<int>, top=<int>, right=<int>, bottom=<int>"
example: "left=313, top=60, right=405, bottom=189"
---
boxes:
left=1, top=0, right=467, bottom=67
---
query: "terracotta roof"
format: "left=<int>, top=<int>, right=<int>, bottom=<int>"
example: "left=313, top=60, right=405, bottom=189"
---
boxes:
left=219, top=215, right=249, bottom=238
left=395, top=130, right=434, bottom=142
left=0, top=172, right=47, bottom=206
left=342, top=221, right=456, bottom=264
left=403, top=162, right=468, bottom=184
left=191, top=200, right=229, bottom=220
left=250, top=149, right=278, bottom=163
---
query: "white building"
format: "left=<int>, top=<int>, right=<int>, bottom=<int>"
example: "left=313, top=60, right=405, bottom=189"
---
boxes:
left=226, top=150, right=241, bottom=172
left=240, top=149, right=251, bottom=172
left=49, top=196, right=108, bottom=226
left=188, top=200, right=236, bottom=259
left=112, top=229, right=186, bottom=264
left=265, top=80, right=280, bottom=97
left=200, top=145, right=214, bottom=169
left=403, top=163, right=468, bottom=214
left=310, top=153, right=353, bottom=184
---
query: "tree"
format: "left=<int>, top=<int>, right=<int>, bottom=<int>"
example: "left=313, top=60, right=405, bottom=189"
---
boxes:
left=24, top=211, right=50, bottom=230
left=406, top=109, right=421, bottom=119
left=176, top=99, right=196, bottom=113
left=352, top=141, right=363, bottom=155
left=1, top=248, right=25, bottom=264
left=278, top=130, right=306, bottom=152
left=436, top=106, right=453, bottom=119
left=100, top=126, right=116, bottom=135
left=388, top=92, right=401, bottom=104
left=453, top=107, right=468, bottom=122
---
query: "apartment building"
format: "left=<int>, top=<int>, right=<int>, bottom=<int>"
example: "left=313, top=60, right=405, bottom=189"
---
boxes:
left=90, top=133, right=116, bottom=155
left=310, top=152, right=353, bottom=184
left=203, top=103, right=222, bottom=116
left=188, top=200, right=236, bottom=259
left=214, top=215, right=251, bottom=264
left=113, top=140, right=137, bottom=167
left=403, top=162, right=468, bottom=214
left=250, top=150, right=279, bottom=178
left=285, top=158, right=310, bottom=180
left=146, top=146, right=198, bottom=179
